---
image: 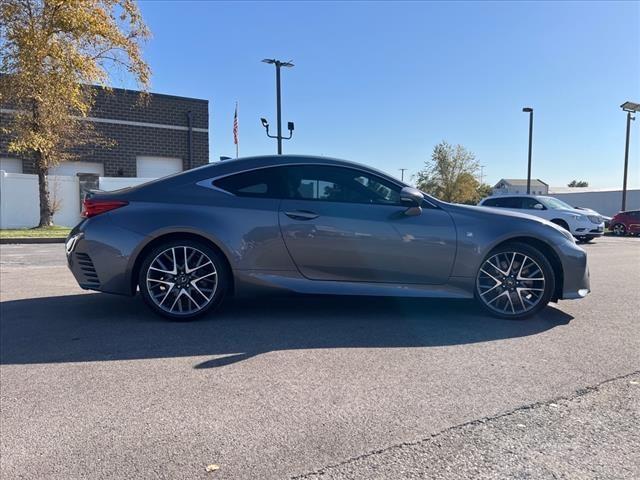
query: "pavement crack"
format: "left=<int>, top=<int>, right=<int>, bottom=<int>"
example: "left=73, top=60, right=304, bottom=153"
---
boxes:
left=292, top=370, right=640, bottom=479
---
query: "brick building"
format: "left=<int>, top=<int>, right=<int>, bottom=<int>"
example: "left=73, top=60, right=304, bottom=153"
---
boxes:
left=0, top=86, right=209, bottom=178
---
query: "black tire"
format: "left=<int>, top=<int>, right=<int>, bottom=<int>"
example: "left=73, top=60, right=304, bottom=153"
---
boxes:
left=612, top=223, right=627, bottom=236
left=576, top=236, right=594, bottom=244
left=475, top=242, right=556, bottom=320
left=138, top=239, right=230, bottom=321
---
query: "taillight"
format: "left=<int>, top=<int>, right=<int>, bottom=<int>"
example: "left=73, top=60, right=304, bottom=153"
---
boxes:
left=82, top=199, right=128, bottom=218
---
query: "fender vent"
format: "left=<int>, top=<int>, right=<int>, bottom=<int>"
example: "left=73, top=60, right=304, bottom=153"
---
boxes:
left=75, top=252, right=100, bottom=287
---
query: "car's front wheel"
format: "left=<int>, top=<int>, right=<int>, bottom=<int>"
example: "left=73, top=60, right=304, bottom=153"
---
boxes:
left=475, top=242, right=555, bottom=320
left=139, top=239, right=230, bottom=320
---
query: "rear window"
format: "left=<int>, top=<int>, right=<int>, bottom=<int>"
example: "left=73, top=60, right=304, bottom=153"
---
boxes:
left=213, top=167, right=284, bottom=198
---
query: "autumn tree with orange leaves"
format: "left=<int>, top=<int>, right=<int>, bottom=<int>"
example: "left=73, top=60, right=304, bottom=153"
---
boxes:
left=0, top=0, right=150, bottom=226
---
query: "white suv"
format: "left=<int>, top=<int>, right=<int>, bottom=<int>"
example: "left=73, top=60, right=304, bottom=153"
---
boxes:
left=479, top=194, right=605, bottom=242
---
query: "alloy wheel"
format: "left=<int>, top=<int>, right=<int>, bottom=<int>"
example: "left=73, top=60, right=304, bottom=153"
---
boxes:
left=613, top=224, right=626, bottom=236
left=476, top=251, right=546, bottom=316
left=146, top=246, right=218, bottom=315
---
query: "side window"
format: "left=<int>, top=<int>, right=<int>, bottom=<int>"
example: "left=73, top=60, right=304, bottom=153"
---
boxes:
left=504, top=197, right=523, bottom=209
left=492, top=197, right=521, bottom=209
left=522, top=197, right=544, bottom=210
left=282, top=165, right=401, bottom=205
left=483, top=198, right=498, bottom=207
left=213, top=167, right=283, bottom=198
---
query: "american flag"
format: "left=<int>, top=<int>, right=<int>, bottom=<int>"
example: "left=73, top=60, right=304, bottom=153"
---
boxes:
left=233, top=103, right=239, bottom=146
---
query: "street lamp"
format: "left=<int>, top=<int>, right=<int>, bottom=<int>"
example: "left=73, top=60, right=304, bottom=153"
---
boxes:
left=522, top=107, right=534, bottom=194
left=620, top=101, right=639, bottom=211
left=261, top=58, right=295, bottom=154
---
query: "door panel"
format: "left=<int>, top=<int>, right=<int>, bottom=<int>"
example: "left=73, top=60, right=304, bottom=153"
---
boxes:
left=279, top=199, right=457, bottom=284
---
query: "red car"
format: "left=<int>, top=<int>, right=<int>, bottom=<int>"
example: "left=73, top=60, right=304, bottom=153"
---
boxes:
left=610, top=210, right=640, bottom=236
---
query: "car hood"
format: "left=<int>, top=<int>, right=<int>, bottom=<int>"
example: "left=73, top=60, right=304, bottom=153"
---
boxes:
left=446, top=203, right=551, bottom=223
left=554, top=206, right=593, bottom=215
left=445, top=203, right=573, bottom=237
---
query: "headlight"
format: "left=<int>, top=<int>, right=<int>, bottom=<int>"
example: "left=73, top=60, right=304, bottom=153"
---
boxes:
left=587, top=215, right=603, bottom=224
left=569, top=214, right=587, bottom=221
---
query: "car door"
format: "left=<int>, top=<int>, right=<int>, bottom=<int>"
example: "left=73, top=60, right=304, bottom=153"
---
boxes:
left=278, top=164, right=457, bottom=284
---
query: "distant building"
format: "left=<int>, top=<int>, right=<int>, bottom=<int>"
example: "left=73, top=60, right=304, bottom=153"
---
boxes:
left=548, top=186, right=640, bottom=216
left=1, top=86, right=209, bottom=178
left=493, top=178, right=549, bottom=195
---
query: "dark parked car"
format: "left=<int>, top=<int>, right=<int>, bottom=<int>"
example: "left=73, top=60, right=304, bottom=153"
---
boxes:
left=66, top=155, right=590, bottom=321
left=610, top=210, right=640, bottom=236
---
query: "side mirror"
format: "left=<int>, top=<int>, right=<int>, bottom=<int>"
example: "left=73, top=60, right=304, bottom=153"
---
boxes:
left=534, top=203, right=544, bottom=210
left=400, top=186, right=424, bottom=206
left=400, top=187, right=424, bottom=216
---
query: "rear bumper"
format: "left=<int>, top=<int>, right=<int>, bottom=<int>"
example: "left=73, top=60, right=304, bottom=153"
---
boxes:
left=65, top=216, right=146, bottom=295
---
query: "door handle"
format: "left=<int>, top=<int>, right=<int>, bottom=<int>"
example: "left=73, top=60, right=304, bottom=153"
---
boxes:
left=284, top=210, right=319, bottom=221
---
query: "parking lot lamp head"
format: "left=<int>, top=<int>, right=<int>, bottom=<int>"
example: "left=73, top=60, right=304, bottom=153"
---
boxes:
left=261, top=58, right=295, bottom=154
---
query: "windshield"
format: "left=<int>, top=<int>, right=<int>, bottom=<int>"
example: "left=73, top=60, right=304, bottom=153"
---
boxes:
left=538, top=196, right=575, bottom=210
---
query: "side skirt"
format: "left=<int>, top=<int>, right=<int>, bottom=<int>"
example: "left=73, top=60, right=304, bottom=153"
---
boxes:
left=234, top=270, right=475, bottom=299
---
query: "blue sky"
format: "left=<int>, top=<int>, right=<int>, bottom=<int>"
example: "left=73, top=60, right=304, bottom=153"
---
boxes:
left=131, top=1, right=639, bottom=188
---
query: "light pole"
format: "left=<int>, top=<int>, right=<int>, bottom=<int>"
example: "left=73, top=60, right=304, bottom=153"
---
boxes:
left=620, top=101, right=639, bottom=211
left=261, top=58, right=295, bottom=154
left=522, top=107, right=534, bottom=194
left=399, top=168, right=407, bottom=182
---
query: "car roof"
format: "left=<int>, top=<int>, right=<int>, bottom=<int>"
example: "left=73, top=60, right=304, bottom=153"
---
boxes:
left=188, top=154, right=409, bottom=185
left=480, top=194, right=545, bottom=202
left=483, top=194, right=544, bottom=198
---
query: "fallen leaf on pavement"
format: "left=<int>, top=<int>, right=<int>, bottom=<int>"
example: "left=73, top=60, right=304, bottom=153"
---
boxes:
left=205, top=464, right=220, bottom=473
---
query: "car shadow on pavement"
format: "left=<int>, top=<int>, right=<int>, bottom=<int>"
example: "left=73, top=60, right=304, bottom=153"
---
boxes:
left=0, top=293, right=573, bottom=368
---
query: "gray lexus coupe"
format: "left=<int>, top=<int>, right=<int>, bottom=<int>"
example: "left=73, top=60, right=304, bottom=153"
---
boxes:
left=66, top=155, right=590, bottom=320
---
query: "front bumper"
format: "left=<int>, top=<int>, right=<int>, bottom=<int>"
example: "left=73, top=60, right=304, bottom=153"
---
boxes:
left=572, top=223, right=605, bottom=238
left=557, top=241, right=590, bottom=300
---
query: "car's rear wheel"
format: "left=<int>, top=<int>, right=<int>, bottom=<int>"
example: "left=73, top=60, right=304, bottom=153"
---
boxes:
left=139, top=240, right=229, bottom=320
left=612, top=223, right=626, bottom=236
left=475, top=242, right=555, bottom=320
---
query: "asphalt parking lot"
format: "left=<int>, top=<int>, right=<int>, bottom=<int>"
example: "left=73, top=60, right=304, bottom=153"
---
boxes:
left=1, top=237, right=639, bottom=479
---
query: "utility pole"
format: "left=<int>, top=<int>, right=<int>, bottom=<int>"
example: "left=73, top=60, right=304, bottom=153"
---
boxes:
left=620, top=102, right=639, bottom=211
left=399, top=168, right=407, bottom=182
left=261, top=59, right=295, bottom=154
left=479, top=165, right=486, bottom=185
left=522, top=107, right=534, bottom=194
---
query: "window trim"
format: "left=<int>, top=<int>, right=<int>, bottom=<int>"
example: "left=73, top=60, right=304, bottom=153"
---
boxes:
left=198, top=163, right=440, bottom=209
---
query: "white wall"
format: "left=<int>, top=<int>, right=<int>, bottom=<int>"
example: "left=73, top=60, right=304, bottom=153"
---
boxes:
left=551, top=189, right=640, bottom=217
left=99, top=177, right=154, bottom=192
left=0, top=172, right=156, bottom=229
left=0, top=172, right=81, bottom=228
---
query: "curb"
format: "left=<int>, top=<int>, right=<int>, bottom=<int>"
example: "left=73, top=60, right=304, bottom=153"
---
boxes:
left=0, top=237, right=66, bottom=244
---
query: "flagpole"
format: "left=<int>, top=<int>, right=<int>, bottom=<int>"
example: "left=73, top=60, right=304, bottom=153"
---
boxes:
left=235, top=101, right=239, bottom=159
